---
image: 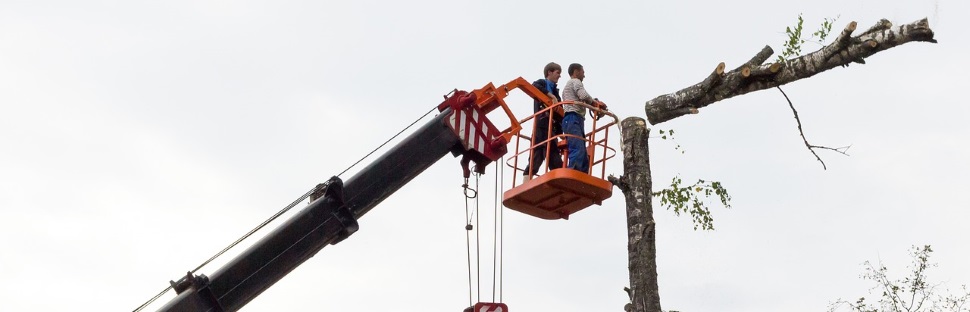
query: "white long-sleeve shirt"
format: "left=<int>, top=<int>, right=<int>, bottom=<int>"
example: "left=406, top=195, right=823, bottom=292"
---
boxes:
left=561, top=78, right=594, bottom=117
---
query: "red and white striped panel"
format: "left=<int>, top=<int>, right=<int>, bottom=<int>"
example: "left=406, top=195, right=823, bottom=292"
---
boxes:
left=448, top=106, right=493, bottom=156
left=470, top=302, right=508, bottom=312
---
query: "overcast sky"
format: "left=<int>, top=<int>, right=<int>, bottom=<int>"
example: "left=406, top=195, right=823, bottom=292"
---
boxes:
left=1, top=0, right=967, bottom=311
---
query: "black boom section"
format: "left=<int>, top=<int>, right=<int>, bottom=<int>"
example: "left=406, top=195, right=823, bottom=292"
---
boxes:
left=158, top=109, right=461, bottom=312
left=342, top=109, right=463, bottom=218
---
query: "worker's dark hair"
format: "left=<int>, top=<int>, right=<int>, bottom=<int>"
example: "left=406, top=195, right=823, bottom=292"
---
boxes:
left=543, top=62, right=561, bottom=77
left=568, top=63, right=583, bottom=76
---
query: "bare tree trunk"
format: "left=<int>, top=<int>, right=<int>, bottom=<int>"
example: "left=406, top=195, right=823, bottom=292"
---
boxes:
left=645, top=18, right=936, bottom=124
left=610, top=117, right=660, bottom=312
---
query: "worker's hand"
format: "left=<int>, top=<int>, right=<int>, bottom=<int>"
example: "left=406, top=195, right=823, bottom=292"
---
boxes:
left=591, top=98, right=607, bottom=110
left=594, top=100, right=607, bottom=111
left=591, top=99, right=608, bottom=120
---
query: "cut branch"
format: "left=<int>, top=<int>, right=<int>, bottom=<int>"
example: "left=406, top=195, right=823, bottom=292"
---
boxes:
left=743, top=45, right=775, bottom=68
left=699, top=62, right=727, bottom=93
left=823, top=21, right=858, bottom=61
left=645, top=18, right=936, bottom=125
left=861, top=19, right=893, bottom=37
left=608, top=175, right=629, bottom=193
left=745, top=63, right=783, bottom=78
left=841, top=21, right=859, bottom=41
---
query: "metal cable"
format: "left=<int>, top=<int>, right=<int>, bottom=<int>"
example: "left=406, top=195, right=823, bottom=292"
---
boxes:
left=133, top=187, right=316, bottom=312
left=134, top=106, right=437, bottom=311
left=465, top=191, right=474, bottom=306
left=132, top=285, right=172, bottom=312
left=475, top=173, right=481, bottom=303
left=499, top=162, right=505, bottom=302
left=337, top=106, right=437, bottom=178
left=492, top=162, right=499, bottom=302
left=194, top=188, right=316, bottom=273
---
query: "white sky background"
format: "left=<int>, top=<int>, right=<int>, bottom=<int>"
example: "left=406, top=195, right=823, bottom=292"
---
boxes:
left=1, top=0, right=967, bottom=311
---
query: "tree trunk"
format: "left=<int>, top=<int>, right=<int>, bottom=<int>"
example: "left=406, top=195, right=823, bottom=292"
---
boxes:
left=645, top=18, right=936, bottom=124
left=609, top=117, right=660, bottom=312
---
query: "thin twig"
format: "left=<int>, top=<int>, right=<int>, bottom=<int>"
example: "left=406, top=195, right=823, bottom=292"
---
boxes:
left=776, top=86, right=851, bottom=170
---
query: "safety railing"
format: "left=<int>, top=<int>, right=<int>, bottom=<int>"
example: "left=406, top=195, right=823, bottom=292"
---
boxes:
left=506, top=101, right=619, bottom=187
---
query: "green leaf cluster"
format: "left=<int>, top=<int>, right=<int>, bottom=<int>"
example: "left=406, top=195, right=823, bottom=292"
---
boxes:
left=653, top=176, right=732, bottom=231
left=779, top=14, right=807, bottom=62
left=776, top=14, right=840, bottom=63
left=814, top=16, right=837, bottom=42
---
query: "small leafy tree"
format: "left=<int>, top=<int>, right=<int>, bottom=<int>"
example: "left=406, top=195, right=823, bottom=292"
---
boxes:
left=829, top=245, right=970, bottom=312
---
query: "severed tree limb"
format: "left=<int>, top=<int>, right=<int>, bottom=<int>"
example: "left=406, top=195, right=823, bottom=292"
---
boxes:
left=645, top=18, right=936, bottom=125
left=644, top=63, right=727, bottom=118
left=776, top=86, right=850, bottom=170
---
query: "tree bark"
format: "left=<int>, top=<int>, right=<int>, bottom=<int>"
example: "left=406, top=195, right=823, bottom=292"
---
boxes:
left=645, top=18, right=936, bottom=125
left=609, top=117, right=660, bottom=312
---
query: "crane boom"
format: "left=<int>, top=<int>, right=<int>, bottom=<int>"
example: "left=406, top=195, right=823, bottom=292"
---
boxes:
left=157, top=107, right=465, bottom=311
left=144, top=76, right=622, bottom=311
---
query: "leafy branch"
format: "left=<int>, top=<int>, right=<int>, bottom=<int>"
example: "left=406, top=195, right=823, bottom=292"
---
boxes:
left=778, top=14, right=840, bottom=63
left=778, top=14, right=806, bottom=62
left=652, top=176, right=731, bottom=230
left=813, top=16, right=838, bottom=43
left=776, top=14, right=850, bottom=169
